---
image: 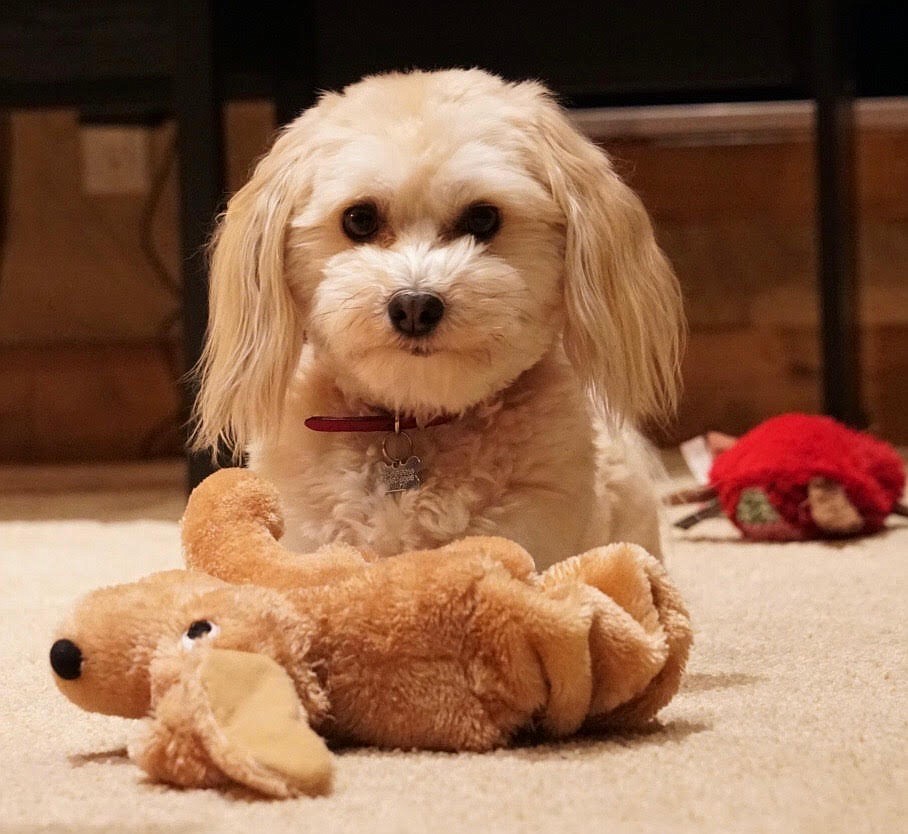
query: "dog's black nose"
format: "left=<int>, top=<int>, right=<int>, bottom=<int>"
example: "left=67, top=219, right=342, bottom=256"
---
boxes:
left=50, top=639, right=83, bottom=680
left=388, top=292, right=445, bottom=337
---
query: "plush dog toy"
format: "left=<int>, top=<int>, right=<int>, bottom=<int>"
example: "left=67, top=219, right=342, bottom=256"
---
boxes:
left=49, top=469, right=691, bottom=798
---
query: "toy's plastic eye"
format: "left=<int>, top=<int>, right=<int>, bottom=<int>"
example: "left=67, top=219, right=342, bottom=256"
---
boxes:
left=181, top=619, right=220, bottom=651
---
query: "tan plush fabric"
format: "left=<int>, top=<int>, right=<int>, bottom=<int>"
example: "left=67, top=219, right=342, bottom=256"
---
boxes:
left=2, top=461, right=907, bottom=832
left=51, top=468, right=690, bottom=795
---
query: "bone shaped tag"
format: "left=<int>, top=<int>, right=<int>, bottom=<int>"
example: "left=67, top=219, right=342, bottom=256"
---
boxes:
left=378, top=456, right=424, bottom=494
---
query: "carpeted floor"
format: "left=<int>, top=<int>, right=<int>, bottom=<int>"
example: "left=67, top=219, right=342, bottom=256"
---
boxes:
left=1, top=459, right=906, bottom=834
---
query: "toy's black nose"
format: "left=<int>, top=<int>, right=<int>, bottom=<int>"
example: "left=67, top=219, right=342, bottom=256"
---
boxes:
left=388, top=291, right=445, bottom=337
left=50, top=639, right=83, bottom=680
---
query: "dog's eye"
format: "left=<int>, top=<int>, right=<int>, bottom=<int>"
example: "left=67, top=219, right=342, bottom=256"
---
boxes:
left=342, top=202, right=381, bottom=242
left=459, top=203, right=501, bottom=241
left=181, top=619, right=220, bottom=651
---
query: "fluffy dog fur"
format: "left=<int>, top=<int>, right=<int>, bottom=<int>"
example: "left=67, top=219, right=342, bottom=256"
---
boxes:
left=192, top=68, right=684, bottom=568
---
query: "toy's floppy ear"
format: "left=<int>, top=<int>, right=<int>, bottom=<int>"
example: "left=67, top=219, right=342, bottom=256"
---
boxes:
left=130, top=648, right=333, bottom=798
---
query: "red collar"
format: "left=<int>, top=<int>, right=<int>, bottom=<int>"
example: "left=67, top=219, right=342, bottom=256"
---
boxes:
left=304, top=413, right=454, bottom=433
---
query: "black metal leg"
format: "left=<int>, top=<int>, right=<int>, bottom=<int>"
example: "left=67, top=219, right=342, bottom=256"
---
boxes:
left=172, top=0, right=226, bottom=489
left=810, top=0, right=864, bottom=426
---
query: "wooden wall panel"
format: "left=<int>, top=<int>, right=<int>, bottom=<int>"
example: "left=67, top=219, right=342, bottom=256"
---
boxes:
left=0, top=343, right=181, bottom=462
left=613, top=130, right=908, bottom=444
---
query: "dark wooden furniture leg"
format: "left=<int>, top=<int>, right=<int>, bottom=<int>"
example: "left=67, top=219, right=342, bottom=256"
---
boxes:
left=173, top=0, right=226, bottom=489
left=811, top=0, right=863, bottom=426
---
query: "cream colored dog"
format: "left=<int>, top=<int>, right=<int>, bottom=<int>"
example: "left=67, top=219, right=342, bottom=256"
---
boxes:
left=193, top=68, right=684, bottom=568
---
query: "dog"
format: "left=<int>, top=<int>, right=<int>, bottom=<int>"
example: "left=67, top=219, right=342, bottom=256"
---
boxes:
left=192, top=68, right=684, bottom=569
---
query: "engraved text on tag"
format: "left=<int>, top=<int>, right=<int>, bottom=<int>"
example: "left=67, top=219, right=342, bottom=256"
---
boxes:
left=379, top=456, right=424, bottom=493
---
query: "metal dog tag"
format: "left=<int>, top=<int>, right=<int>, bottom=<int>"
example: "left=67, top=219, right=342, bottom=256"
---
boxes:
left=379, top=428, right=424, bottom=494
left=379, top=456, right=424, bottom=493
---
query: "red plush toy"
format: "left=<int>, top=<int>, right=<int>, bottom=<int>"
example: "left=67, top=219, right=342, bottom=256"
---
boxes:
left=674, top=413, right=906, bottom=542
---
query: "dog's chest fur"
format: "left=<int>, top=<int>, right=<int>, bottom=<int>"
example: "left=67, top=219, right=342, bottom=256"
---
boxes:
left=250, top=351, right=601, bottom=565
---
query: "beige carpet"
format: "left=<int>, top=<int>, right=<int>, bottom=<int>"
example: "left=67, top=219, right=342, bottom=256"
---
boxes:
left=1, top=460, right=906, bottom=834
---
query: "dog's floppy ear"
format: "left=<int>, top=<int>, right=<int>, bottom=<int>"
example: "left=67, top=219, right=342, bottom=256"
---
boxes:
left=191, top=114, right=320, bottom=458
left=130, top=648, right=333, bottom=798
left=523, top=88, right=685, bottom=424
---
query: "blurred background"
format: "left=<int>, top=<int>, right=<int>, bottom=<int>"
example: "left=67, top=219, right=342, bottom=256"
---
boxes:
left=0, top=1, right=905, bottom=479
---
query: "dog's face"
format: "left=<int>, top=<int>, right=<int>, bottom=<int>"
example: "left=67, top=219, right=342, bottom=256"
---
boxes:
left=290, top=78, right=566, bottom=418
left=195, top=69, right=683, bottom=451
